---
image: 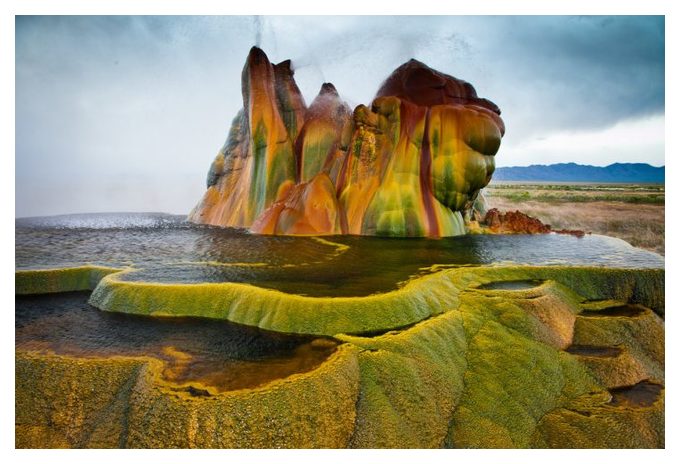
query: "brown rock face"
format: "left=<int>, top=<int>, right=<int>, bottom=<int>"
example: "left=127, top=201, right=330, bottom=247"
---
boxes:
left=375, top=59, right=505, bottom=135
left=484, top=208, right=552, bottom=234
left=483, top=208, right=586, bottom=237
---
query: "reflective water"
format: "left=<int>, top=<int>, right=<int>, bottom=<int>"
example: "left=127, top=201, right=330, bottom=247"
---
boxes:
left=16, top=292, right=336, bottom=393
left=16, top=213, right=664, bottom=297
left=565, top=345, right=623, bottom=358
left=15, top=213, right=666, bottom=391
left=581, top=304, right=648, bottom=318
left=609, top=380, right=663, bottom=407
left=475, top=280, right=545, bottom=291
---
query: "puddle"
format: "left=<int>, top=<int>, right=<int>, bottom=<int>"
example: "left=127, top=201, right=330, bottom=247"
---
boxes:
left=343, top=321, right=419, bottom=338
left=581, top=304, right=647, bottom=318
left=15, top=292, right=337, bottom=393
left=565, top=344, right=622, bottom=358
left=476, top=279, right=545, bottom=291
left=609, top=380, right=663, bottom=407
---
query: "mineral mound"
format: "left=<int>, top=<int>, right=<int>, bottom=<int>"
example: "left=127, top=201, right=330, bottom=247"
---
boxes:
left=484, top=208, right=587, bottom=237
left=189, top=47, right=505, bottom=237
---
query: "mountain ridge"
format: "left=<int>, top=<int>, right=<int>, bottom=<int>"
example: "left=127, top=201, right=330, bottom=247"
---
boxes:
left=493, top=162, right=664, bottom=183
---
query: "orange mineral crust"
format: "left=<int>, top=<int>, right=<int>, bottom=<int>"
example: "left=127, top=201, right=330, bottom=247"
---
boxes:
left=189, top=47, right=504, bottom=237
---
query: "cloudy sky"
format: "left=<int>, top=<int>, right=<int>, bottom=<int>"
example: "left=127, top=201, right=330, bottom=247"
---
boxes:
left=15, top=15, right=664, bottom=217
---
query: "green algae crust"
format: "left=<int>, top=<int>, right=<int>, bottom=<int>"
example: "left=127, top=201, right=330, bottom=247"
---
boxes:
left=85, top=265, right=664, bottom=336
left=16, top=344, right=361, bottom=448
left=335, top=272, right=663, bottom=448
left=15, top=264, right=664, bottom=448
left=87, top=268, right=462, bottom=336
left=531, top=387, right=664, bottom=448
left=15, top=265, right=122, bottom=295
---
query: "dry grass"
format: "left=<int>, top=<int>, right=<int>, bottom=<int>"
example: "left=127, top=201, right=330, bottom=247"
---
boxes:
left=486, top=186, right=664, bottom=255
left=488, top=183, right=664, bottom=204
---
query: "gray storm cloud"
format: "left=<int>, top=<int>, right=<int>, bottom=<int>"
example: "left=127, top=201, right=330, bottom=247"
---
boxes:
left=15, top=15, right=664, bottom=217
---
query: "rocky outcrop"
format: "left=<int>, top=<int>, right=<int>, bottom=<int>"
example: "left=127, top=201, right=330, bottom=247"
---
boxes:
left=484, top=208, right=552, bottom=234
left=484, top=208, right=586, bottom=237
left=189, top=47, right=505, bottom=237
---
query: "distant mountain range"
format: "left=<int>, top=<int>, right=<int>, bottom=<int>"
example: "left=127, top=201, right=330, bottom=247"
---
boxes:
left=492, top=163, right=664, bottom=183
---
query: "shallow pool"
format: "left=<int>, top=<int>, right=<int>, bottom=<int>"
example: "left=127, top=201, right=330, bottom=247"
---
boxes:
left=16, top=213, right=664, bottom=296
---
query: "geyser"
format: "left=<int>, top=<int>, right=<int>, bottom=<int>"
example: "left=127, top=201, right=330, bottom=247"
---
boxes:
left=189, top=47, right=504, bottom=237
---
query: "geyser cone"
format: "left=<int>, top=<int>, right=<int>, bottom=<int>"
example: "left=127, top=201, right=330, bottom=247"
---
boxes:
left=190, top=48, right=505, bottom=237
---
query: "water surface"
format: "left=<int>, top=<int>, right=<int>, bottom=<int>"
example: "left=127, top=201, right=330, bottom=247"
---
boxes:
left=580, top=304, right=648, bottom=318
left=565, top=345, right=623, bottom=358
left=609, top=380, right=663, bottom=407
left=16, top=213, right=664, bottom=297
left=475, top=280, right=545, bottom=291
left=15, top=214, right=666, bottom=394
left=16, top=291, right=336, bottom=393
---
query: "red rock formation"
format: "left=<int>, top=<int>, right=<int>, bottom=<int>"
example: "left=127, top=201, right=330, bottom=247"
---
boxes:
left=484, top=209, right=551, bottom=234
left=483, top=208, right=587, bottom=237
left=553, top=228, right=587, bottom=238
left=375, top=58, right=505, bottom=136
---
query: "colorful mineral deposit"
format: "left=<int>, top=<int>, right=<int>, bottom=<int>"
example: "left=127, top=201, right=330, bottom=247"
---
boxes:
left=15, top=212, right=665, bottom=449
left=189, top=47, right=504, bottom=237
left=16, top=262, right=665, bottom=448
